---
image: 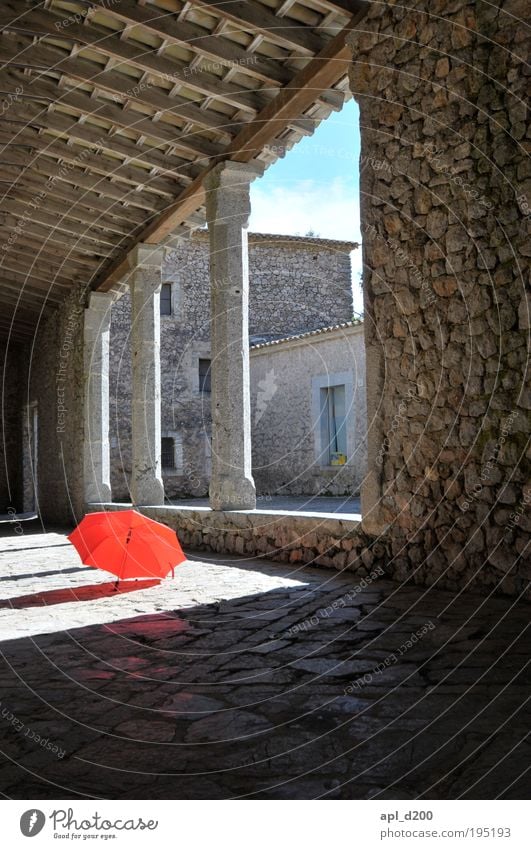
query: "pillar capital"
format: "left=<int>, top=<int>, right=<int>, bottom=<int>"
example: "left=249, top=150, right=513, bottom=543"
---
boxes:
left=205, top=161, right=265, bottom=228
left=85, top=291, right=114, bottom=317
left=126, top=242, right=166, bottom=271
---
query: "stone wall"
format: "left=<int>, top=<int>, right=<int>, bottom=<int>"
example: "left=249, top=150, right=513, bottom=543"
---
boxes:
left=349, top=0, right=530, bottom=596
left=28, top=284, right=87, bottom=526
left=109, top=233, right=356, bottom=500
left=250, top=322, right=367, bottom=496
left=0, top=341, right=23, bottom=514
left=96, top=502, right=381, bottom=576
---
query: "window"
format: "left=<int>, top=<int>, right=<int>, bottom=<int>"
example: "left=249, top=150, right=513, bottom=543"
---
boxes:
left=320, top=384, right=347, bottom=465
left=160, top=283, right=172, bottom=316
left=198, top=358, right=211, bottom=393
left=161, top=437, right=175, bottom=469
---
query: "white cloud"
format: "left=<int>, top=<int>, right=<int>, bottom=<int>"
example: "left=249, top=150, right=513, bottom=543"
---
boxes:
left=250, top=176, right=364, bottom=315
left=250, top=176, right=361, bottom=242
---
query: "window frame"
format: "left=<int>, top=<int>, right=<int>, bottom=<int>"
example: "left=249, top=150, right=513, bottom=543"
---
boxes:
left=311, top=371, right=354, bottom=469
left=198, top=358, right=212, bottom=394
left=161, top=432, right=184, bottom=475
left=160, top=282, right=173, bottom=317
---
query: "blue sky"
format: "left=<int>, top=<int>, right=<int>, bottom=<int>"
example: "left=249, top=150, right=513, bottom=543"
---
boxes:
left=249, top=98, right=363, bottom=312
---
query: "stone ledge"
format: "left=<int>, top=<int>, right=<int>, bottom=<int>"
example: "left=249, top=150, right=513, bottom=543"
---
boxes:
left=87, top=502, right=379, bottom=576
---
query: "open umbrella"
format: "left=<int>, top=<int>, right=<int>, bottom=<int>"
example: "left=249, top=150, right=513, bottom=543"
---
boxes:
left=68, top=510, right=187, bottom=584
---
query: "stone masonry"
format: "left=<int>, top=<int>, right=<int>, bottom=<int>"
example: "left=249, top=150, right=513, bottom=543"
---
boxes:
left=349, top=0, right=530, bottom=596
left=109, top=233, right=356, bottom=500
left=250, top=321, right=367, bottom=498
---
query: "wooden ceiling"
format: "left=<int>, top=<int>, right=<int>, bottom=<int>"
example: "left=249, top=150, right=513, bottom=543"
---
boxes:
left=0, top=0, right=366, bottom=342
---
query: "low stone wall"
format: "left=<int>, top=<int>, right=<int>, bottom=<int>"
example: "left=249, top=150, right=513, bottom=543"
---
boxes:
left=88, top=503, right=530, bottom=599
left=94, top=503, right=383, bottom=576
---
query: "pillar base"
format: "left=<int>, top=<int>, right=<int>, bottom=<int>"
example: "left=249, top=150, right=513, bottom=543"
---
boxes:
left=209, top=476, right=256, bottom=511
left=131, top=476, right=165, bottom=508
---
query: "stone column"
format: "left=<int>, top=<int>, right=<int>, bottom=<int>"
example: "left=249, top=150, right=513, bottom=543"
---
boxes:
left=128, top=243, right=165, bottom=506
left=83, top=292, right=113, bottom=504
left=205, top=160, right=264, bottom=511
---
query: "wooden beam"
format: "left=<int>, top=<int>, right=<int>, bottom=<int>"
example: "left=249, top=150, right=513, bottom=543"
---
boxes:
left=181, top=1, right=324, bottom=54
left=0, top=65, right=226, bottom=162
left=0, top=2, right=265, bottom=114
left=0, top=324, right=35, bottom=342
left=0, top=35, right=237, bottom=142
left=2, top=253, right=97, bottom=290
left=316, top=1, right=366, bottom=17
left=0, top=167, right=149, bottom=227
left=225, top=21, right=365, bottom=161
left=0, top=195, right=120, bottom=247
left=77, top=0, right=292, bottom=86
left=0, top=136, right=183, bottom=202
left=0, top=256, right=82, bottom=288
left=94, top=5, right=366, bottom=291
left=3, top=237, right=111, bottom=271
left=0, top=281, right=64, bottom=304
left=2, top=185, right=140, bottom=238
left=0, top=305, right=46, bottom=325
left=0, top=76, right=218, bottom=169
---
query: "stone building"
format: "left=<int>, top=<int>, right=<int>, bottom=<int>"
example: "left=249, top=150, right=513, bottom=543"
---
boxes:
left=108, top=232, right=357, bottom=500
left=251, top=320, right=367, bottom=497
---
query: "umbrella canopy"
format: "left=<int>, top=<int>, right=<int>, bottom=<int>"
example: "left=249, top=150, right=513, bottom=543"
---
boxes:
left=68, top=510, right=187, bottom=581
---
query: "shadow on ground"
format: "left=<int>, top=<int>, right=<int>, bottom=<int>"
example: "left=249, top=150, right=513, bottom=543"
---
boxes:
left=0, top=535, right=529, bottom=800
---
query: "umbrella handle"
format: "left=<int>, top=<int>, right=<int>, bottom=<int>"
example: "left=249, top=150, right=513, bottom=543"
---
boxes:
left=116, top=528, right=133, bottom=585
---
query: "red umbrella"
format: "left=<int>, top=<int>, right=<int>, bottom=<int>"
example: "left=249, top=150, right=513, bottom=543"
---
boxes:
left=68, top=510, right=187, bottom=583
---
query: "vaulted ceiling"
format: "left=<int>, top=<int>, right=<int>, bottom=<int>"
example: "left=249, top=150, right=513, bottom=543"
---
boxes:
left=0, top=0, right=366, bottom=342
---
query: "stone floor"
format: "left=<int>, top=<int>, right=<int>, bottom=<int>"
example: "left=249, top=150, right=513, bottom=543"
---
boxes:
left=0, top=531, right=529, bottom=800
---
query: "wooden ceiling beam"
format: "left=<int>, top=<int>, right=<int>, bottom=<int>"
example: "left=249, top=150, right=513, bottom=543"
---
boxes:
left=1, top=196, right=121, bottom=247
left=94, top=6, right=366, bottom=291
left=0, top=35, right=237, bottom=142
left=0, top=167, right=149, bottom=227
left=77, top=0, right=291, bottom=87
left=0, top=280, right=64, bottom=305
left=0, top=78, right=216, bottom=170
left=0, top=325, right=34, bottom=342
left=0, top=256, right=81, bottom=288
left=0, top=3, right=264, bottom=114
left=182, top=0, right=325, bottom=55
left=0, top=270, right=72, bottom=296
left=0, top=66, right=225, bottom=162
left=1, top=185, right=141, bottom=238
left=0, top=136, right=183, bottom=202
left=3, top=238, right=110, bottom=273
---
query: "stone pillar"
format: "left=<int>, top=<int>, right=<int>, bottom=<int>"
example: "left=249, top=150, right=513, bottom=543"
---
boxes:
left=83, top=292, right=113, bottom=504
left=205, top=160, right=265, bottom=511
left=128, top=244, right=165, bottom=506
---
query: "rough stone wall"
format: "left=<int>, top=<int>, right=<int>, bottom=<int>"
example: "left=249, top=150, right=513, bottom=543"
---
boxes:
left=247, top=236, right=355, bottom=335
left=109, top=234, right=355, bottom=500
left=349, top=0, right=530, bottom=596
left=28, top=284, right=86, bottom=526
left=250, top=324, right=367, bottom=496
left=0, top=341, right=23, bottom=514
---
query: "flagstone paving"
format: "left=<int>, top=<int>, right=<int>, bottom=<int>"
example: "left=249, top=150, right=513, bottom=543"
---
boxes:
left=0, top=532, right=529, bottom=799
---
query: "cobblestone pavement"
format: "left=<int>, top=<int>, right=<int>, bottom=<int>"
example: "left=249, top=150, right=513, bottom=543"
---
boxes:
left=0, top=532, right=529, bottom=800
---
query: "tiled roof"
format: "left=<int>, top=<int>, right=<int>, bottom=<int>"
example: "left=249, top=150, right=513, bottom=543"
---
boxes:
left=250, top=319, right=364, bottom=350
left=193, top=231, right=359, bottom=251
